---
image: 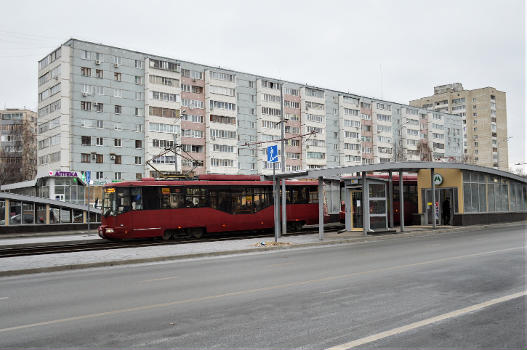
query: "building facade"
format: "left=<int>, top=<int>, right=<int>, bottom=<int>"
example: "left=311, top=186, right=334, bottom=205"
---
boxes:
left=37, top=39, right=463, bottom=181
left=410, top=83, right=508, bottom=169
left=0, top=109, right=37, bottom=184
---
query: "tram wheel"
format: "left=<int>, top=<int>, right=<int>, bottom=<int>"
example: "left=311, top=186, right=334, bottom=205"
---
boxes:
left=189, top=228, right=204, bottom=239
left=162, top=230, right=173, bottom=241
left=289, top=221, right=303, bottom=232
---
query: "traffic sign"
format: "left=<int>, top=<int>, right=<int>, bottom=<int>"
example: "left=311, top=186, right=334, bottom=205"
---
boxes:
left=267, top=145, right=279, bottom=163
left=85, top=171, right=91, bottom=184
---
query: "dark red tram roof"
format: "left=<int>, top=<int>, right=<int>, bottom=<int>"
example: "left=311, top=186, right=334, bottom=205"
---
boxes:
left=105, top=174, right=316, bottom=188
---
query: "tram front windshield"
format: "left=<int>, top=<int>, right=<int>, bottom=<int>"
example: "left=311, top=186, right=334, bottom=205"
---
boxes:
left=103, top=187, right=142, bottom=216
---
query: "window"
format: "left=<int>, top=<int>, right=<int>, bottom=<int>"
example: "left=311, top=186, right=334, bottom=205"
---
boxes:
left=81, top=153, right=90, bottom=163
left=307, top=152, right=325, bottom=159
left=150, top=59, right=180, bottom=72
left=114, top=89, right=122, bottom=98
left=210, top=85, right=235, bottom=96
left=149, top=75, right=179, bottom=87
left=96, top=154, right=103, bottom=163
left=181, top=129, right=204, bottom=138
left=149, top=122, right=179, bottom=134
left=305, top=88, right=324, bottom=98
left=95, top=103, right=103, bottom=112
left=135, top=108, right=144, bottom=117
left=210, top=100, right=236, bottom=111
left=135, top=140, right=142, bottom=149
left=376, top=114, right=391, bottom=122
left=114, top=138, right=122, bottom=147
left=211, top=158, right=235, bottom=167
left=81, top=67, right=91, bottom=77
left=182, top=144, right=203, bottom=153
left=149, top=106, right=179, bottom=118
left=210, top=71, right=234, bottom=82
left=114, top=172, right=121, bottom=180
left=284, top=87, right=299, bottom=96
left=114, top=72, right=122, bottom=81
left=261, top=106, right=281, bottom=116
left=136, top=92, right=144, bottom=100
left=81, top=136, right=91, bottom=146
left=96, top=69, right=103, bottom=79
left=135, top=156, right=142, bottom=165
left=212, top=144, right=234, bottom=153
left=210, top=129, right=236, bottom=139
left=96, top=137, right=103, bottom=146
left=97, top=120, right=104, bottom=128
left=150, top=91, right=180, bottom=103
left=181, top=114, right=204, bottom=123
left=135, top=76, right=143, bottom=85
left=114, top=155, right=122, bottom=164
left=135, top=60, right=144, bottom=69
left=115, top=105, right=122, bottom=114
left=96, top=171, right=104, bottom=179
left=81, top=101, right=91, bottom=111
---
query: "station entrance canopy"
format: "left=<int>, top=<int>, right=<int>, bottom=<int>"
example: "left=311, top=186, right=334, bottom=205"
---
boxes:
left=264, top=161, right=527, bottom=239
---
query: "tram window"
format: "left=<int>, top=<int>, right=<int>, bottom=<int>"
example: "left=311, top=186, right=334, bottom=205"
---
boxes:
left=309, top=187, right=319, bottom=203
left=232, top=188, right=254, bottom=214
left=116, top=188, right=131, bottom=214
left=186, top=187, right=208, bottom=208
left=142, top=187, right=161, bottom=210
left=210, top=188, right=232, bottom=213
left=131, top=187, right=142, bottom=210
left=161, top=187, right=185, bottom=209
left=289, top=187, right=309, bottom=204
left=254, top=186, right=271, bottom=212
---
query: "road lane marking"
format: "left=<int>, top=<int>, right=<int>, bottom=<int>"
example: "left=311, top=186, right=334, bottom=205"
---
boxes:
left=0, top=245, right=522, bottom=334
left=0, top=297, right=8, bottom=301
left=326, top=290, right=527, bottom=350
left=269, top=262, right=293, bottom=267
left=141, top=276, right=179, bottom=282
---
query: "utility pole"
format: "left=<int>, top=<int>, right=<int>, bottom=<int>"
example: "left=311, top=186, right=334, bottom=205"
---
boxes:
left=173, top=133, right=178, bottom=174
left=280, top=83, right=287, bottom=236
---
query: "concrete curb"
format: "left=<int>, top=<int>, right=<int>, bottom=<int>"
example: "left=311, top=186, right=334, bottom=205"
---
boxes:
left=0, top=221, right=524, bottom=277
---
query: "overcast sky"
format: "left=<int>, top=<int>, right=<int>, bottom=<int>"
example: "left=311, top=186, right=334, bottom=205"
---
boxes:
left=0, top=0, right=524, bottom=169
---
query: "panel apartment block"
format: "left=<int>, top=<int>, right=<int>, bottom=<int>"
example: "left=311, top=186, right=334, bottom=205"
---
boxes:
left=410, top=83, right=507, bottom=169
left=37, top=39, right=464, bottom=181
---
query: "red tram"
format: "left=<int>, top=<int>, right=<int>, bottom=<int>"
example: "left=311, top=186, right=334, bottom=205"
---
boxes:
left=98, top=175, right=320, bottom=240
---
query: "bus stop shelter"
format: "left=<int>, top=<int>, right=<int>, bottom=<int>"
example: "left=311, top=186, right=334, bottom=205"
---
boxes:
left=266, top=161, right=527, bottom=240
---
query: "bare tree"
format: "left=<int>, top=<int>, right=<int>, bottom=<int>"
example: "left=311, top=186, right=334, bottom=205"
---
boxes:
left=0, top=118, right=36, bottom=186
left=20, top=118, right=36, bottom=181
left=417, top=139, right=432, bottom=161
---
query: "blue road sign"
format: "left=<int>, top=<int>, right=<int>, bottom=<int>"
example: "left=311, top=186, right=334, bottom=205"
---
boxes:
left=267, top=145, right=279, bottom=163
left=85, top=170, right=91, bottom=184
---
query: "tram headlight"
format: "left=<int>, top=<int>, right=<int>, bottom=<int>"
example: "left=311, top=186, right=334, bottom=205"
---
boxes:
left=105, top=228, right=114, bottom=233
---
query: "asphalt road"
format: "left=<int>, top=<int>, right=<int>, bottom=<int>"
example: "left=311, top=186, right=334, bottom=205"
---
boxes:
left=0, top=225, right=524, bottom=349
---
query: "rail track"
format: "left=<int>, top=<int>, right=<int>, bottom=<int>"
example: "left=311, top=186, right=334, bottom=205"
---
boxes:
left=0, top=226, right=344, bottom=258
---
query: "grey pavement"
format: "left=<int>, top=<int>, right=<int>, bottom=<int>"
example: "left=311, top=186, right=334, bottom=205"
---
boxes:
left=0, top=221, right=524, bottom=277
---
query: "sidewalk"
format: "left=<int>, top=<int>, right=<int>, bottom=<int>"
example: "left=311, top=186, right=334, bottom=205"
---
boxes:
left=0, top=221, right=524, bottom=277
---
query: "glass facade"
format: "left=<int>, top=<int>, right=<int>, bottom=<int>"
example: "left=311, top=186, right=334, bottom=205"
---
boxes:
left=463, top=171, right=526, bottom=213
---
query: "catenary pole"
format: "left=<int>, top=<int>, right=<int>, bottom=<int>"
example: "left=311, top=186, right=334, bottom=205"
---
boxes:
left=280, top=83, right=286, bottom=237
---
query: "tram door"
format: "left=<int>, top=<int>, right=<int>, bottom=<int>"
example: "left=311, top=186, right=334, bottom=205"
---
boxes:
left=350, top=190, right=363, bottom=231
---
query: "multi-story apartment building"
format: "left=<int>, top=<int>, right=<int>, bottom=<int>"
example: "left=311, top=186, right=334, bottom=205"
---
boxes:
left=0, top=109, right=37, bottom=184
left=36, top=39, right=463, bottom=181
left=410, top=83, right=508, bottom=169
